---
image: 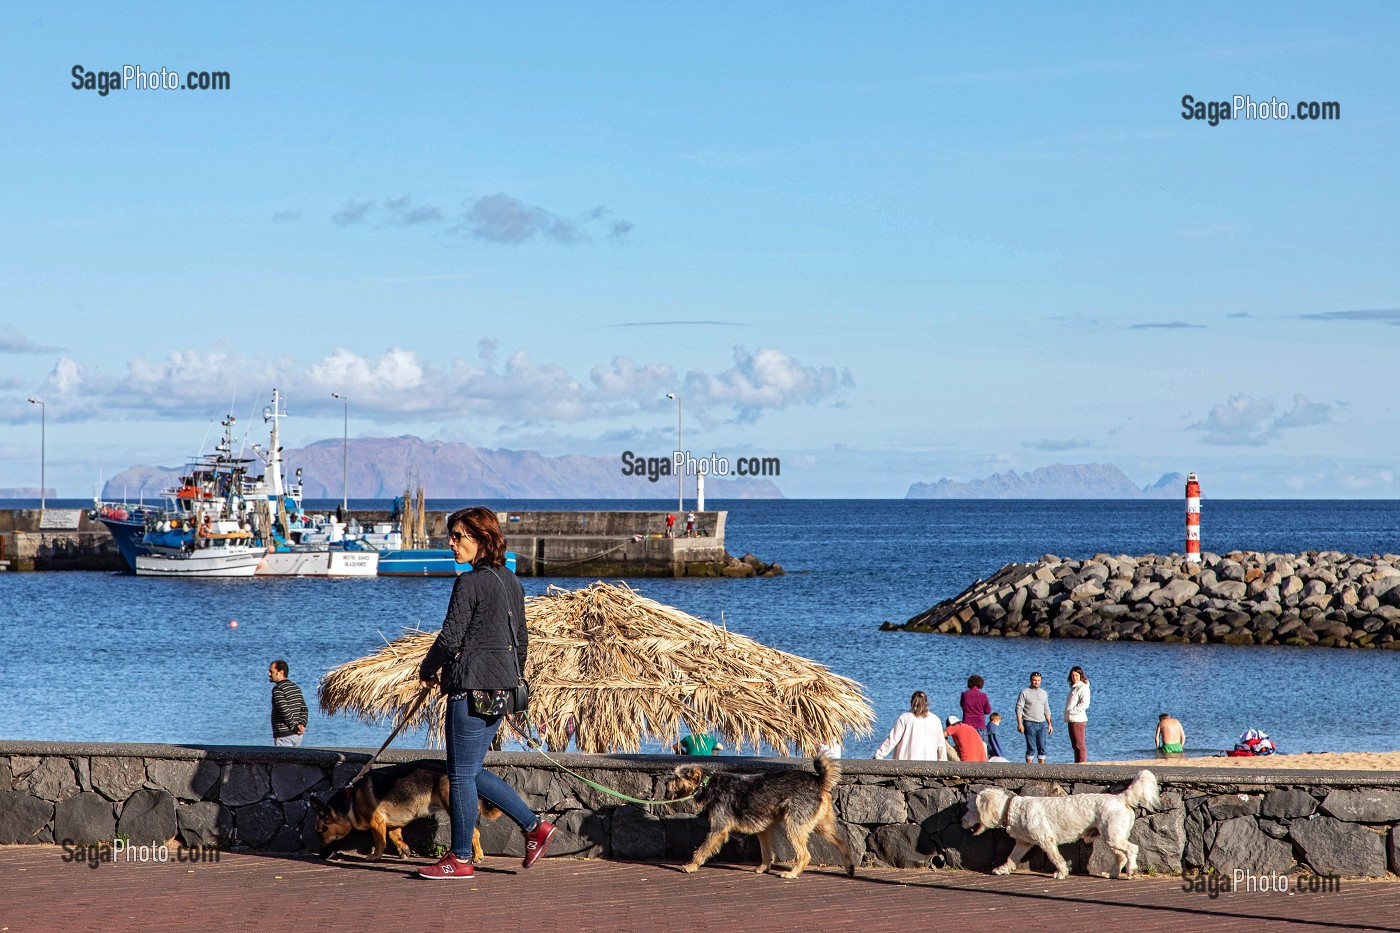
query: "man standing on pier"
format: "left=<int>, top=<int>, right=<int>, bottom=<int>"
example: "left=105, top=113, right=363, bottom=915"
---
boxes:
left=1015, top=672, right=1052, bottom=764
left=268, top=660, right=308, bottom=747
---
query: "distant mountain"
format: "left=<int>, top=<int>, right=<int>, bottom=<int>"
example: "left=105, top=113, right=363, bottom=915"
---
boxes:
left=103, top=436, right=785, bottom=500
left=906, top=463, right=1186, bottom=499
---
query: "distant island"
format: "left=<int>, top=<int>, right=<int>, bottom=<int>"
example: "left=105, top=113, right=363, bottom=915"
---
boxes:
left=103, top=436, right=784, bottom=500
left=906, top=463, right=1185, bottom=499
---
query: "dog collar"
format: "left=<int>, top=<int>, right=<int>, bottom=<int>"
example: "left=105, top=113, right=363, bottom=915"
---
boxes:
left=997, top=795, right=1014, bottom=829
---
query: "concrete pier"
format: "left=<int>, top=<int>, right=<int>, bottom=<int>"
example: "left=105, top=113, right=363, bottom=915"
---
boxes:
left=0, top=508, right=772, bottom=577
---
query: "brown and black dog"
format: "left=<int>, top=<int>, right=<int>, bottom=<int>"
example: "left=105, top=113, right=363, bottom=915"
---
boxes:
left=665, top=756, right=854, bottom=879
left=311, top=759, right=501, bottom=862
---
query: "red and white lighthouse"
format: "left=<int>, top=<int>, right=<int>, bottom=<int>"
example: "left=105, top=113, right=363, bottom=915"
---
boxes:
left=1185, top=472, right=1201, bottom=563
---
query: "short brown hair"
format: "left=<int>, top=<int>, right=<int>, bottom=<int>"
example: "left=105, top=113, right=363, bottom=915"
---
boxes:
left=448, top=506, right=507, bottom=567
left=271, top=659, right=289, bottom=676
left=967, top=675, right=984, bottom=689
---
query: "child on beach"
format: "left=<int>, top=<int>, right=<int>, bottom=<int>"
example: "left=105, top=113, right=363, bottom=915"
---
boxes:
left=985, top=712, right=1007, bottom=760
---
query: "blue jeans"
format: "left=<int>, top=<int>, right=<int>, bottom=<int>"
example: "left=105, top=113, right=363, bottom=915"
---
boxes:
left=1024, top=720, right=1048, bottom=760
left=446, top=696, right=539, bottom=860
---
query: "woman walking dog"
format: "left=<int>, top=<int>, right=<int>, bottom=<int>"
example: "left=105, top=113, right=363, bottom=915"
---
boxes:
left=416, top=506, right=556, bottom=879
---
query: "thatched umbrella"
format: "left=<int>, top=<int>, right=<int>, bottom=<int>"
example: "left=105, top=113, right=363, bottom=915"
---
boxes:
left=319, top=581, right=873, bottom=755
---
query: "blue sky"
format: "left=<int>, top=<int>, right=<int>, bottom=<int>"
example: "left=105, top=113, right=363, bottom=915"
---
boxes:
left=2, top=3, right=1397, bottom=497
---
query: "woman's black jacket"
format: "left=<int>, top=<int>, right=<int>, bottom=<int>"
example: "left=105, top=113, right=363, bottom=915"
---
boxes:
left=418, top=563, right=527, bottom=693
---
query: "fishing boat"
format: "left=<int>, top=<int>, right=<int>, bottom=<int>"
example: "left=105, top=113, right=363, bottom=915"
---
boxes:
left=134, top=517, right=264, bottom=576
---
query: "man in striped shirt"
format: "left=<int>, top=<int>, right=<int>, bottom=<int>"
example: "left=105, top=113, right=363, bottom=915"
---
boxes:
left=268, top=660, right=308, bottom=747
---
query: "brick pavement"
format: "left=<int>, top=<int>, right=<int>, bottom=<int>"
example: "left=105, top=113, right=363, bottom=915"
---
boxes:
left=3, top=846, right=1399, bottom=933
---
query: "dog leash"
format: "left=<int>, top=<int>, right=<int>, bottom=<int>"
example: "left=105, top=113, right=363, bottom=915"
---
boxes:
left=501, top=718, right=710, bottom=805
left=343, top=688, right=432, bottom=789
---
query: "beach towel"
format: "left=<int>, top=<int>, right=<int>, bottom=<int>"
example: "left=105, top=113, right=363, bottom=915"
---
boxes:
left=1226, top=728, right=1277, bottom=757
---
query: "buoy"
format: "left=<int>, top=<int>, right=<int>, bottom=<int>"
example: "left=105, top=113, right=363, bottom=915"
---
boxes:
left=228, top=620, right=239, bottom=629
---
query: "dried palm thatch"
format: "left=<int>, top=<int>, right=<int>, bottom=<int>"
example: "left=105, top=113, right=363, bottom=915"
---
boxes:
left=319, top=581, right=873, bottom=756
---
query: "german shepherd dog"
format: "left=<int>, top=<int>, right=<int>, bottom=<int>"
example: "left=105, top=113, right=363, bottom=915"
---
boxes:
left=666, top=756, right=855, bottom=879
left=311, top=759, right=502, bottom=862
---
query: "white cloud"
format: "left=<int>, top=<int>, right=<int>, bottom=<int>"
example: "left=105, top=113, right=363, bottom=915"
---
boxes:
left=0, top=343, right=849, bottom=429
left=1189, top=392, right=1337, bottom=446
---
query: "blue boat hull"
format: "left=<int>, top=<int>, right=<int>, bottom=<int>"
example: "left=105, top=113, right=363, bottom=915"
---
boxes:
left=377, top=550, right=517, bottom=576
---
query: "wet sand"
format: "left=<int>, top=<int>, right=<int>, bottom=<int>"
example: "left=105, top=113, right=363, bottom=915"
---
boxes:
left=1099, top=751, right=1400, bottom=771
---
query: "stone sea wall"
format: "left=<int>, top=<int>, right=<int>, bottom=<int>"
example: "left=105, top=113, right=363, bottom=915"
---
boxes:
left=3, top=741, right=1400, bottom=878
left=889, top=551, right=1400, bottom=648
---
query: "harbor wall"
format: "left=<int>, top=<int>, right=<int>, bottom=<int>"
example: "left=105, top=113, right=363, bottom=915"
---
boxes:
left=889, top=550, right=1400, bottom=649
left=0, top=509, right=762, bottom=577
left=3, top=740, right=1399, bottom=878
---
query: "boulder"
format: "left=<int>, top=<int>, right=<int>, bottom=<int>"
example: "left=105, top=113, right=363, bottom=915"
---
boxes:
left=873, top=823, right=934, bottom=869
left=55, top=792, right=117, bottom=845
left=1207, top=794, right=1260, bottom=820
left=177, top=801, right=227, bottom=848
left=17, top=757, right=80, bottom=802
left=1290, top=816, right=1388, bottom=877
left=1149, top=578, right=1200, bottom=608
left=1206, top=580, right=1248, bottom=601
left=1206, top=816, right=1294, bottom=874
left=837, top=784, right=908, bottom=824
left=0, top=791, right=53, bottom=844
left=232, top=800, right=284, bottom=849
left=1261, top=789, right=1317, bottom=819
left=1320, top=789, right=1400, bottom=823
left=270, top=764, right=324, bottom=802
left=217, top=763, right=271, bottom=808
left=117, top=788, right=178, bottom=846
left=91, top=757, right=147, bottom=802
left=145, top=759, right=222, bottom=802
left=611, top=804, right=666, bottom=862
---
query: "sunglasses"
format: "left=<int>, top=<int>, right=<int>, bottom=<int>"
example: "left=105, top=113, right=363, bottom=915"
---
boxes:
left=449, top=531, right=470, bottom=543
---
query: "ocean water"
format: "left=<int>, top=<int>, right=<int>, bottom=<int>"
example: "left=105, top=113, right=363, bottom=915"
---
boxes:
left=2, top=498, right=1398, bottom=762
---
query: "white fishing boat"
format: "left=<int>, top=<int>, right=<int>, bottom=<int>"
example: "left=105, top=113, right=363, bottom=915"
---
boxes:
left=257, top=546, right=379, bottom=577
left=134, top=519, right=264, bottom=577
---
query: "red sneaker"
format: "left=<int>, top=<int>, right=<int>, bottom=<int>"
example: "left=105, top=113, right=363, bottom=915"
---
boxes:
left=522, top=820, right=556, bottom=869
left=416, top=852, right=474, bottom=879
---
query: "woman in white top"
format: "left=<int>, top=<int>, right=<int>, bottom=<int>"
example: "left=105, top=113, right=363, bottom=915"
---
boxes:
left=873, top=691, right=947, bottom=761
left=1064, top=666, right=1091, bottom=763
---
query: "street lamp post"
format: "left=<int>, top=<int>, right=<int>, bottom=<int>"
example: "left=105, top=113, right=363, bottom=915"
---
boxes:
left=26, top=397, right=45, bottom=514
left=331, top=393, right=349, bottom=513
left=666, top=392, right=682, bottom=517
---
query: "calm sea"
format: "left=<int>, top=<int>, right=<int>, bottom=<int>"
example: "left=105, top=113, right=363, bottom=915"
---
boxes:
left=3, top=498, right=1398, bottom=762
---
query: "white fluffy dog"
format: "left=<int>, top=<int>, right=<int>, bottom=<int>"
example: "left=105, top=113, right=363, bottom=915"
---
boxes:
left=960, top=770, right=1160, bottom=879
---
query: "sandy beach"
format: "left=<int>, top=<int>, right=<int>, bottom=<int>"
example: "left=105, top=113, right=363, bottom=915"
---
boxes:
left=1100, top=751, right=1400, bottom=771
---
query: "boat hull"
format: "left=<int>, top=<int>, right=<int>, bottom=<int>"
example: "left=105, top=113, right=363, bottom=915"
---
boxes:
left=257, top=548, right=380, bottom=577
left=376, top=550, right=516, bottom=576
left=135, top=549, right=264, bottom=577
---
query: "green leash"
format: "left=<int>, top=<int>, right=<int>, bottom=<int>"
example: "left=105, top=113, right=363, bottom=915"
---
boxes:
left=503, top=719, right=711, bottom=805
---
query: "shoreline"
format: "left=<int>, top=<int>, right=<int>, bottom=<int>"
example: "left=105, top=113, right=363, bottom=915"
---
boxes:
left=1099, top=750, right=1400, bottom=771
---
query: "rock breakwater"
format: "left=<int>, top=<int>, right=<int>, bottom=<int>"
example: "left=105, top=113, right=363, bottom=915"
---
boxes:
left=887, top=551, right=1400, bottom=648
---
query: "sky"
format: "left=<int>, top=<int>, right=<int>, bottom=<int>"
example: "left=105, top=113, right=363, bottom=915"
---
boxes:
left=1, top=2, right=1397, bottom=498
